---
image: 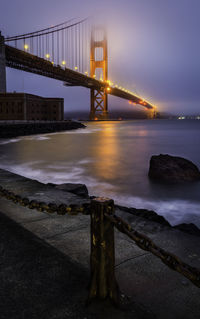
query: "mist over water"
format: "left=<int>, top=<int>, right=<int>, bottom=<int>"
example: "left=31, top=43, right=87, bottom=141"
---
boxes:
left=0, top=120, right=200, bottom=227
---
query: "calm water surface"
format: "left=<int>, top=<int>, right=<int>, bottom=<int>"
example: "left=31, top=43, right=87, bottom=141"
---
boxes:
left=0, top=120, right=200, bottom=227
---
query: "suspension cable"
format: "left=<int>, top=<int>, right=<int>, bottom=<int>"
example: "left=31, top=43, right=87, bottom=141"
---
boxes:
left=5, top=18, right=89, bottom=42
left=5, top=18, right=75, bottom=41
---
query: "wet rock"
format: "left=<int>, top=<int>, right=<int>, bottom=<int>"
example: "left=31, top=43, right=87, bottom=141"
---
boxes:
left=50, top=183, right=89, bottom=198
left=116, top=205, right=171, bottom=227
left=149, top=154, right=200, bottom=183
left=174, top=223, right=200, bottom=237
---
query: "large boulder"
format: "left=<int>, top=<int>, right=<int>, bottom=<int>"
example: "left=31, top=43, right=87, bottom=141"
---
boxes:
left=149, top=154, right=200, bottom=183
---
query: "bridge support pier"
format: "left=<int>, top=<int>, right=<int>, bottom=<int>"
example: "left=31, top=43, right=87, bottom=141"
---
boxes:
left=147, top=108, right=157, bottom=119
left=90, top=88, right=108, bottom=120
left=90, top=26, right=108, bottom=120
left=0, top=32, right=6, bottom=93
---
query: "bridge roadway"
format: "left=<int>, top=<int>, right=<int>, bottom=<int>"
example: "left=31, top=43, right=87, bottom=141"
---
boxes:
left=5, top=45, right=154, bottom=110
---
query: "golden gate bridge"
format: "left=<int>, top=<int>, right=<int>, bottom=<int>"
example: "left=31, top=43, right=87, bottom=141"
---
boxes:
left=0, top=17, right=156, bottom=119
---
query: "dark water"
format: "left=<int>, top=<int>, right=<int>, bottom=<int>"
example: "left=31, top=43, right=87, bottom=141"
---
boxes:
left=0, top=120, right=200, bottom=227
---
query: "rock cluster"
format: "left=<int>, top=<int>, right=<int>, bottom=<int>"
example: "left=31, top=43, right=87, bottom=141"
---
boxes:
left=0, top=121, right=85, bottom=138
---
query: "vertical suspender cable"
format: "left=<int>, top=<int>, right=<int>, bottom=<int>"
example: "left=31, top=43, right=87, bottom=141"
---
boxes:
left=67, top=28, right=69, bottom=67
left=72, top=26, right=74, bottom=68
left=41, top=35, right=43, bottom=57
left=81, top=22, right=83, bottom=73
left=75, top=25, right=77, bottom=68
left=77, top=24, right=79, bottom=69
left=39, top=35, right=41, bottom=57
left=36, top=36, right=38, bottom=56
left=62, top=29, right=64, bottom=63
left=52, top=32, right=54, bottom=63
left=45, top=34, right=47, bottom=57
left=57, top=29, right=59, bottom=65
left=79, top=23, right=81, bottom=72
left=74, top=26, right=76, bottom=68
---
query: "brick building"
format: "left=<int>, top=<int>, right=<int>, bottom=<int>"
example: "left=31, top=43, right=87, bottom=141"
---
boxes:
left=0, top=93, right=64, bottom=121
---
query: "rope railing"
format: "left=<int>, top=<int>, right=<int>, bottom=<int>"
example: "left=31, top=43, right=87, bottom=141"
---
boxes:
left=0, top=186, right=90, bottom=215
left=105, top=213, right=200, bottom=289
left=0, top=184, right=199, bottom=305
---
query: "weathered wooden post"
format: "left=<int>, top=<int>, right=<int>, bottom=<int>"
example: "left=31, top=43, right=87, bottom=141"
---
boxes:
left=88, top=197, right=120, bottom=304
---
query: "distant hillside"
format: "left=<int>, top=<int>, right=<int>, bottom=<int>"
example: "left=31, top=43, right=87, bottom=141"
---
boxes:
left=64, top=109, right=167, bottom=120
left=65, top=110, right=148, bottom=120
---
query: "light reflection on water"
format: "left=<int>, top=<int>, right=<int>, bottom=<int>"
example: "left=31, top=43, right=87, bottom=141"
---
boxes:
left=0, top=120, right=200, bottom=227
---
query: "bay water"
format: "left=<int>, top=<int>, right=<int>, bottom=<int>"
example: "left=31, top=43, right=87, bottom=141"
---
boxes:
left=0, top=120, right=200, bottom=227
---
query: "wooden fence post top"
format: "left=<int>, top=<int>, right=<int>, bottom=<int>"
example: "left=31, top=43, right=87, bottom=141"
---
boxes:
left=91, top=197, right=114, bottom=205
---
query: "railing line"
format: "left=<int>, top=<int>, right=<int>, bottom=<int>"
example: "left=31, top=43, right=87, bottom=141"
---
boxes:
left=105, top=213, right=200, bottom=289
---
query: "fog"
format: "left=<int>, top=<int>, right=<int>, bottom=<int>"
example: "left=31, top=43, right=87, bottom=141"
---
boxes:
left=1, top=0, right=200, bottom=115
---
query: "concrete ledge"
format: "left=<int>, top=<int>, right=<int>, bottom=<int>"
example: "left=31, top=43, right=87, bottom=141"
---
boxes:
left=0, top=168, right=200, bottom=318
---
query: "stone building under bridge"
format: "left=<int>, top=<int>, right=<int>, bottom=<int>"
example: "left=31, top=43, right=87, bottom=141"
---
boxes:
left=0, top=93, right=64, bottom=121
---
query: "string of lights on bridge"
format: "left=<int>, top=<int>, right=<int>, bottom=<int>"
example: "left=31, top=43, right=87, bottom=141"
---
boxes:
left=5, top=18, right=154, bottom=109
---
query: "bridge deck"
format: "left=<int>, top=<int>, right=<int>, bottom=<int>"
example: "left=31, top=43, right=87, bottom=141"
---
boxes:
left=5, top=45, right=154, bottom=110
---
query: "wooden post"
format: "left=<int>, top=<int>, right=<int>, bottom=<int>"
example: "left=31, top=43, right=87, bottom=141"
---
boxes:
left=88, top=197, right=120, bottom=304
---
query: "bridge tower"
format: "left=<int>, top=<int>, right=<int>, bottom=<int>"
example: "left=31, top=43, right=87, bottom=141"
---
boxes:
left=147, top=107, right=157, bottom=119
left=90, top=26, right=108, bottom=120
left=0, top=32, right=6, bottom=93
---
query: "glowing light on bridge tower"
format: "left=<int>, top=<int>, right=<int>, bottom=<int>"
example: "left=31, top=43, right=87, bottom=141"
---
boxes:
left=90, top=26, right=108, bottom=120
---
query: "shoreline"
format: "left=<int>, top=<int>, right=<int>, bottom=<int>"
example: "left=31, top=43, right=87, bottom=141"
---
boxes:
left=0, top=120, right=86, bottom=138
left=0, top=167, right=199, bottom=236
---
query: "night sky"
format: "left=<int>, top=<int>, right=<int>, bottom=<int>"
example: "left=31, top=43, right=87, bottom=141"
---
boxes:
left=0, top=0, right=200, bottom=115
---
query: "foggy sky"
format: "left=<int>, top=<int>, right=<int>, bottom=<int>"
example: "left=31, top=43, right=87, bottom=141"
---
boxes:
left=0, top=0, right=200, bottom=115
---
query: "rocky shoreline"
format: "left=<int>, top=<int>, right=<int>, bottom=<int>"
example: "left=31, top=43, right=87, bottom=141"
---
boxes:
left=0, top=120, right=85, bottom=138
left=48, top=181, right=200, bottom=237
left=0, top=167, right=199, bottom=237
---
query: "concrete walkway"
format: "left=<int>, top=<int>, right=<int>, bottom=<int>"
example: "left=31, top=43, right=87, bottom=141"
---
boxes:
left=0, top=169, right=200, bottom=318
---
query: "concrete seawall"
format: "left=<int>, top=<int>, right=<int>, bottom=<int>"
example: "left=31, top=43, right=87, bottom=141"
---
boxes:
left=0, top=168, right=200, bottom=318
left=0, top=120, right=85, bottom=138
